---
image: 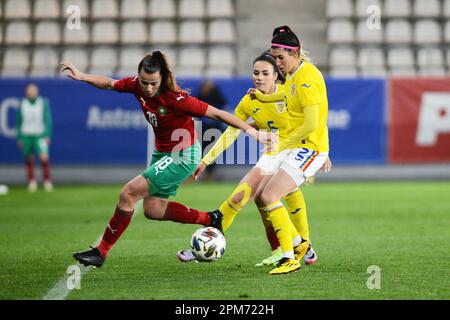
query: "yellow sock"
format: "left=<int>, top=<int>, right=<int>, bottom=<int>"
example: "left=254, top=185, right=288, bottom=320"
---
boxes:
left=284, top=188, right=309, bottom=241
left=219, top=182, right=252, bottom=231
left=263, top=201, right=299, bottom=259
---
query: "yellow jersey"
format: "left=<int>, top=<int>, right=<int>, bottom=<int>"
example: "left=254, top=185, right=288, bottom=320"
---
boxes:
left=201, top=84, right=288, bottom=165
left=284, top=61, right=329, bottom=152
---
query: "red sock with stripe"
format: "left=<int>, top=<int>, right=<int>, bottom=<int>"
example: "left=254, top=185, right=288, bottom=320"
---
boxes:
left=97, top=206, right=133, bottom=258
left=162, top=201, right=210, bottom=225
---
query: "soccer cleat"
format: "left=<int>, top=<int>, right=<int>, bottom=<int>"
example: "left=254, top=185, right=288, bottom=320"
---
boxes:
left=28, top=180, right=37, bottom=193
left=176, top=249, right=197, bottom=263
left=303, top=245, right=318, bottom=265
left=269, top=257, right=301, bottom=275
left=73, top=246, right=105, bottom=268
left=44, top=180, right=54, bottom=192
left=208, top=210, right=223, bottom=234
left=255, top=247, right=283, bottom=267
left=294, top=239, right=311, bottom=261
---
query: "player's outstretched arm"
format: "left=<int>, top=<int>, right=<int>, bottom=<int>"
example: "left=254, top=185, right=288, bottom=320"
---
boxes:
left=60, top=61, right=116, bottom=90
left=204, top=105, right=277, bottom=146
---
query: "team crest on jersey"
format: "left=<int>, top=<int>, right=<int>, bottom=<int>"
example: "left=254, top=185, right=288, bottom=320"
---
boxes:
left=157, top=105, right=167, bottom=116
left=276, top=102, right=286, bottom=114
left=290, top=84, right=296, bottom=96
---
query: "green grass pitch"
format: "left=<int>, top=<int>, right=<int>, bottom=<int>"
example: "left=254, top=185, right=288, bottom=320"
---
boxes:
left=0, top=181, right=449, bottom=300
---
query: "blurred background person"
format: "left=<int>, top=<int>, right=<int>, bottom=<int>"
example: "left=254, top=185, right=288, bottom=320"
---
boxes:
left=195, top=79, right=228, bottom=182
left=16, top=83, right=53, bottom=192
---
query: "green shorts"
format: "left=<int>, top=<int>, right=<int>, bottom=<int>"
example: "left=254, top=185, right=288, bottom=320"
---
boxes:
left=142, top=141, right=201, bottom=199
left=19, top=136, right=49, bottom=156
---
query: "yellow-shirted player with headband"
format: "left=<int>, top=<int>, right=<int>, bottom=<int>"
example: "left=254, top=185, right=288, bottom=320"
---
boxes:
left=177, top=52, right=327, bottom=267
left=248, top=25, right=330, bottom=274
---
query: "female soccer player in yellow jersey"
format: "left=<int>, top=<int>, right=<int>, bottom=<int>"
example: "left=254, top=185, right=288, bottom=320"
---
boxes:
left=248, top=26, right=330, bottom=274
left=177, top=52, right=325, bottom=267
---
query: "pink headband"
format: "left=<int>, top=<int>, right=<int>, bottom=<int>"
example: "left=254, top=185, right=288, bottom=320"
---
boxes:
left=271, top=43, right=299, bottom=50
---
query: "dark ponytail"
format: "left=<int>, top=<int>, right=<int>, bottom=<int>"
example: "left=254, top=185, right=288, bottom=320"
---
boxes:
left=138, top=51, right=181, bottom=93
left=271, top=25, right=311, bottom=62
left=253, top=51, right=285, bottom=83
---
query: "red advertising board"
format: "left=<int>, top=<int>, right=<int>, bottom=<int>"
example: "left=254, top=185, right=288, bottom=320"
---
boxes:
left=388, top=78, right=450, bottom=163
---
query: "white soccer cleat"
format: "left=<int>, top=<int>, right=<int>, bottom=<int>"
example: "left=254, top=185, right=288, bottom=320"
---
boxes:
left=28, top=180, right=37, bottom=193
left=303, top=245, right=318, bottom=265
left=176, top=249, right=197, bottom=263
left=44, top=180, right=54, bottom=192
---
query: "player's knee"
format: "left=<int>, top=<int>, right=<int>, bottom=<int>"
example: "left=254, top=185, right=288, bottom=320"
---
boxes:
left=119, top=184, right=137, bottom=206
left=259, top=189, right=277, bottom=206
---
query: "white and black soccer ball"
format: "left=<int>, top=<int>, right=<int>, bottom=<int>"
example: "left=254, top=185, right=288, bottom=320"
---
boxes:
left=190, top=227, right=226, bottom=262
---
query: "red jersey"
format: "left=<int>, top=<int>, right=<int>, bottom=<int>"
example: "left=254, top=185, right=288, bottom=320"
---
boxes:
left=113, top=76, right=208, bottom=152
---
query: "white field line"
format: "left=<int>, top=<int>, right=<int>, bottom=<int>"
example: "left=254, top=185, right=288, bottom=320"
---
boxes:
left=42, top=202, right=142, bottom=300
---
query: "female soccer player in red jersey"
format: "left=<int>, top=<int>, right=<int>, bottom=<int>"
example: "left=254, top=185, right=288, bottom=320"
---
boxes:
left=60, top=51, right=275, bottom=268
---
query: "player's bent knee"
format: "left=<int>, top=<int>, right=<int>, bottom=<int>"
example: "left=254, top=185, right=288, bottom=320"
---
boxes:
left=230, top=182, right=253, bottom=208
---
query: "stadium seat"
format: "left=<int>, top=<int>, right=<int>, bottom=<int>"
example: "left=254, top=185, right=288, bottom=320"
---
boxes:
left=0, top=24, right=2, bottom=44
left=121, top=20, right=148, bottom=44
left=207, top=0, right=234, bottom=18
left=356, top=19, right=383, bottom=43
left=178, top=0, right=205, bottom=18
left=92, top=21, right=119, bottom=44
left=328, top=66, right=358, bottom=77
left=384, top=0, right=411, bottom=17
left=63, top=21, right=90, bottom=44
left=329, top=47, right=357, bottom=67
left=149, top=20, right=177, bottom=44
left=385, top=19, right=413, bottom=44
left=34, top=21, right=61, bottom=44
left=358, top=47, right=385, bottom=69
left=326, top=0, right=354, bottom=18
left=5, top=21, right=32, bottom=44
left=176, top=47, right=206, bottom=77
left=327, top=19, right=355, bottom=43
left=179, top=20, right=206, bottom=44
left=414, top=20, right=442, bottom=44
left=208, top=20, right=236, bottom=43
left=117, top=47, right=146, bottom=76
left=1, top=48, right=29, bottom=76
left=120, top=0, right=147, bottom=19
left=389, top=67, right=417, bottom=76
left=62, top=0, right=89, bottom=18
left=446, top=48, right=450, bottom=68
left=417, top=47, right=444, bottom=67
left=205, top=66, right=234, bottom=77
left=418, top=66, right=446, bottom=76
left=61, top=48, right=89, bottom=73
left=413, top=0, right=441, bottom=17
left=387, top=47, right=415, bottom=68
left=445, top=0, right=450, bottom=17
left=360, top=66, right=387, bottom=77
left=34, top=0, right=60, bottom=19
left=90, top=47, right=118, bottom=76
left=30, top=48, right=59, bottom=76
left=148, top=0, right=176, bottom=18
left=92, top=0, right=118, bottom=19
left=4, top=0, right=31, bottom=19
left=208, top=46, right=235, bottom=68
left=444, top=21, right=450, bottom=43
left=355, top=0, right=382, bottom=17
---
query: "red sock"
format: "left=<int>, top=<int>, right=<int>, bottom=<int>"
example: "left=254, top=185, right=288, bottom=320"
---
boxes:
left=265, top=226, right=280, bottom=251
left=97, top=206, right=133, bottom=258
left=162, top=202, right=210, bottom=225
left=25, top=157, right=35, bottom=182
left=259, top=212, right=280, bottom=250
left=41, top=159, right=51, bottom=181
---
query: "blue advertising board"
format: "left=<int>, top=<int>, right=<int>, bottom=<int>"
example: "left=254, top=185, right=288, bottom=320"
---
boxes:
left=0, top=77, right=385, bottom=165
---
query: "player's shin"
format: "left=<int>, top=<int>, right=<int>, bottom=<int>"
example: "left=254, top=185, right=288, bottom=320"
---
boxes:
left=284, top=188, right=310, bottom=241
left=97, top=205, right=134, bottom=258
left=162, top=201, right=210, bottom=225
left=263, top=202, right=297, bottom=259
left=220, top=182, right=252, bottom=231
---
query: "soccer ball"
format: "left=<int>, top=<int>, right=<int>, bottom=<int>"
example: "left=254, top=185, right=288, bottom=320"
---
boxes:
left=190, top=227, right=226, bottom=262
